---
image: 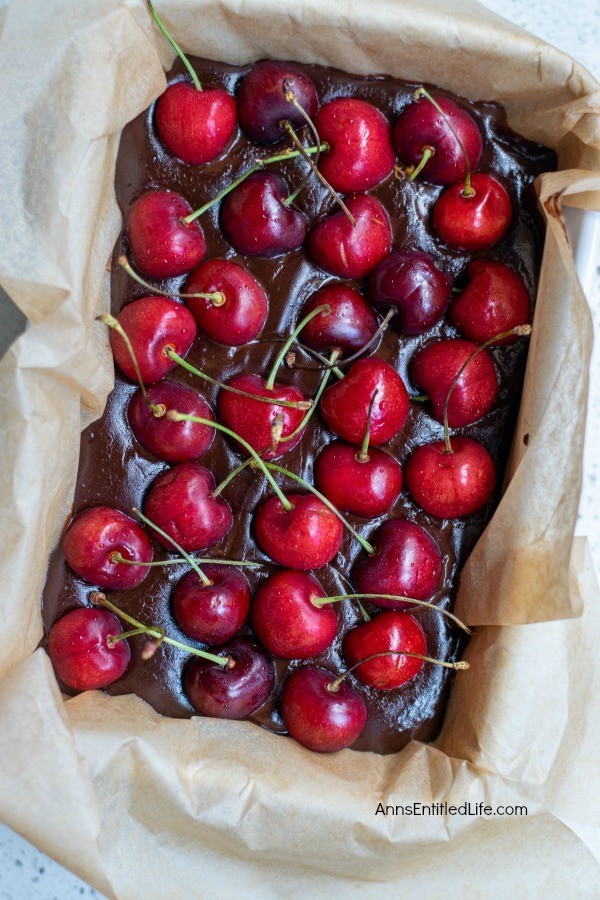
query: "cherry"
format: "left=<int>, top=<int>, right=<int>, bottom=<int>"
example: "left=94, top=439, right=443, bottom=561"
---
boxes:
left=299, top=283, right=378, bottom=354
left=220, top=172, right=308, bottom=257
left=353, top=519, right=443, bottom=608
left=143, top=462, right=232, bottom=552
left=314, top=98, right=395, bottom=192
left=63, top=507, right=153, bottom=590
left=393, top=93, right=482, bottom=185
left=281, top=666, right=367, bottom=752
left=173, top=564, right=251, bottom=644
left=184, top=636, right=274, bottom=719
left=342, top=611, right=427, bottom=690
left=48, top=608, right=130, bottom=691
left=128, top=380, right=214, bottom=462
left=368, top=250, right=451, bottom=335
left=411, top=338, right=498, bottom=427
left=251, top=570, right=337, bottom=659
left=106, top=296, right=197, bottom=384
left=320, top=358, right=409, bottom=445
left=237, top=60, right=318, bottom=144
left=433, top=174, right=511, bottom=251
left=406, top=436, right=496, bottom=518
left=125, top=191, right=206, bottom=278
left=254, top=493, right=343, bottom=570
left=308, top=194, right=392, bottom=279
left=314, top=441, right=402, bottom=519
left=183, top=258, right=268, bottom=345
left=450, top=260, right=531, bottom=344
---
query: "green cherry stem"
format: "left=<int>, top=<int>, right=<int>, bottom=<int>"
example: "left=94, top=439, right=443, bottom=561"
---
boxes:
left=117, top=256, right=225, bottom=305
left=211, top=458, right=255, bottom=497
left=148, top=1, right=202, bottom=92
left=326, top=650, right=470, bottom=692
left=312, top=594, right=472, bottom=633
left=407, top=145, right=435, bottom=182
left=265, top=304, right=331, bottom=390
left=289, top=308, right=394, bottom=373
left=279, top=348, right=341, bottom=444
left=133, top=508, right=212, bottom=586
left=109, top=552, right=262, bottom=569
left=414, top=87, right=474, bottom=197
left=97, top=314, right=164, bottom=416
left=357, top=390, right=378, bottom=463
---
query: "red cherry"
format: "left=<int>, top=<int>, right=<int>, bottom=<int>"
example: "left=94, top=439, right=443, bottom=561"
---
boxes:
left=173, top=564, right=250, bottom=644
left=368, top=250, right=451, bottom=335
left=308, top=194, right=392, bottom=279
left=128, top=380, right=214, bottom=462
left=343, top=611, right=427, bottom=689
left=353, top=519, right=442, bottom=608
left=393, top=94, right=482, bottom=185
left=320, top=358, right=409, bottom=445
left=299, top=283, right=378, bottom=354
left=281, top=666, right=367, bottom=752
left=450, top=260, right=531, bottom=344
left=406, top=437, right=496, bottom=518
left=109, top=296, right=197, bottom=384
left=411, top=338, right=498, bottom=427
left=220, top=172, right=307, bottom=257
left=143, top=462, right=232, bottom=552
left=255, top=493, right=344, bottom=570
left=125, top=191, right=205, bottom=278
left=315, top=98, right=395, bottom=192
left=314, top=441, right=402, bottom=518
left=155, top=81, right=237, bottom=165
left=185, top=636, right=274, bottom=719
left=237, top=60, right=318, bottom=144
left=63, top=507, right=152, bottom=590
left=184, top=258, right=268, bottom=345
left=433, top=174, right=511, bottom=251
left=251, top=570, right=337, bottom=659
left=48, top=608, right=130, bottom=691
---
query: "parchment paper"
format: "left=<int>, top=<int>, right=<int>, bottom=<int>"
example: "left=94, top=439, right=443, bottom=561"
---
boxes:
left=0, top=0, right=599, bottom=896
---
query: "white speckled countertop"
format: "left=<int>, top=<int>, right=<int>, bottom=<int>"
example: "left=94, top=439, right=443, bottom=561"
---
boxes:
left=0, top=1, right=599, bottom=896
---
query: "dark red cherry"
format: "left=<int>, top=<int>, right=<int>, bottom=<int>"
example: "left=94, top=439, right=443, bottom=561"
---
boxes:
left=173, top=565, right=251, bottom=644
left=433, top=174, right=511, bottom=251
left=128, top=380, right=214, bottom=462
left=220, top=172, right=307, bottom=257
left=368, top=250, right=451, bottom=335
left=184, top=258, right=268, bottom=345
left=343, top=611, right=427, bottom=689
left=255, top=493, right=344, bottom=570
left=314, top=441, right=402, bottom=518
left=299, top=283, right=378, bottom=354
left=315, top=98, right=395, bottom=192
left=62, top=507, right=152, bottom=590
left=406, top=437, right=496, bottom=518
left=155, top=81, right=237, bottom=165
left=237, top=60, right=318, bottom=144
left=48, top=608, right=130, bottom=691
left=185, top=636, right=274, bottom=719
left=450, top=260, right=531, bottom=344
left=143, top=462, right=232, bottom=552
left=125, top=191, right=205, bottom=278
left=308, top=194, right=392, bottom=279
left=353, top=519, right=443, bottom=607
left=281, top=666, right=367, bottom=752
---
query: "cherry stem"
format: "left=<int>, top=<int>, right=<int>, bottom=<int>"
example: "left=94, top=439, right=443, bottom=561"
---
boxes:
left=280, top=83, right=322, bottom=204
left=327, top=649, right=470, bottom=692
left=211, top=458, right=255, bottom=497
left=290, top=308, right=394, bottom=373
left=313, top=594, right=472, bottom=633
left=357, top=390, right=378, bottom=463
left=165, top=349, right=311, bottom=410
left=415, top=87, right=474, bottom=197
left=411, top=394, right=429, bottom=403
left=133, top=508, right=212, bottom=586
left=98, top=314, right=164, bottom=417
left=265, top=304, right=331, bottom=390
left=117, top=256, right=225, bottom=305
left=287, top=340, right=345, bottom=379
left=280, top=348, right=341, bottom=444
left=91, top=591, right=228, bottom=666
left=356, top=600, right=371, bottom=623
left=147, top=1, right=202, bottom=92
left=108, top=626, right=149, bottom=644
left=442, top=323, right=531, bottom=454
left=407, top=145, right=435, bottom=182
left=110, top=552, right=262, bottom=569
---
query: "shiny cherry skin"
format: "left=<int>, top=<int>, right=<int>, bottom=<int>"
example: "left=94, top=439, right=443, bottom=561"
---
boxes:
left=368, top=250, right=451, bottom=335
left=314, top=441, right=403, bottom=519
left=411, top=338, right=498, bottom=428
left=308, top=194, right=392, bottom=279
left=433, top=174, right=511, bottom=251
left=237, top=60, right=318, bottom=144
left=128, top=380, right=214, bottom=463
left=320, top=358, right=410, bottom=446
left=353, top=519, right=443, bottom=607
left=220, top=172, right=307, bottom=257
left=125, top=191, right=205, bottom=278
left=110, top=296, right=197, bottom=384
left=155, top=81, right=237, bottom=165
left=255, top=493, right=344, bottom=570
left=406, top=437, right=496, bottom=518
left=48, top=608, right=130, bottom=691
left=281, top=666, right=367, bottom=753
left=143, top=462, right=232, bottom=552
left=251, top=570, right=337, bottom=659
left=450, top=260, right=531, bottom=344
left=299, top=283, right=378, bottom=354
left=63, top=507, right=152, bottom=590
left=185, top=636, right=274, bottom=719
left=393, top=94, right=482, bottom=185
left=315, top=98, right=395, bottom=192
left=173, top=564, right=251, bottom=644
left=343, top=611, right=427, bottom=690
left=184, top=258, right=268, bottom=345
